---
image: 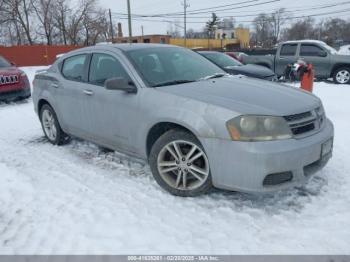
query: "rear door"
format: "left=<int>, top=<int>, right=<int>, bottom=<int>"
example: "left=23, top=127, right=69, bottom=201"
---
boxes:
left=298, top=43, right=330, bottom=78
left=56, top=53, right=91, bottom=137
left=275, top=43, right=298, bottom=76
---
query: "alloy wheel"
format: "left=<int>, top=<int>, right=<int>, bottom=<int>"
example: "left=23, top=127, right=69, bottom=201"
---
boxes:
left=157, top=140, right=210, bottom=191
left=336, top=70, right=350, bottom=84
left=42, top=109, right=57, bottom=141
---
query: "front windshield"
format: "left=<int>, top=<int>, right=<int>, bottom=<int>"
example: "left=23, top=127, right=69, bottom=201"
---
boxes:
left=202, top=52, right=243, bottom=68
left=0, top=56, right=11, bottom=68
left=126, top=47, right=225, bottom=87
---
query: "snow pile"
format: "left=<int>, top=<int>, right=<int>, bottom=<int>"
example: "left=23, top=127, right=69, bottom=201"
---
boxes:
left=0, top=67, right=349, bottom=254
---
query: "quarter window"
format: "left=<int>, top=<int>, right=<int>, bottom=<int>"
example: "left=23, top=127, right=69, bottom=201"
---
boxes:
left=300, top=44, right=326, bottom=57
left=280, top=44, right=297, bottom=56
left=89, top=53, right=130, bottom=85
left=62, top=54, right=87, bottom=81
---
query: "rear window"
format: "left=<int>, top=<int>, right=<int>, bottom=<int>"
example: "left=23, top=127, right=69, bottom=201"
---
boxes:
left=62, top=54, right=87, bottom=81
left=300, top=44, right=325, bottom=57
left=280, top=44, right=297, bottom=56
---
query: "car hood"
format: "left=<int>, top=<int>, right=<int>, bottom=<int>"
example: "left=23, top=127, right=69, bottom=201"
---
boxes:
left=225, top=64, right=275, bottom=78
left=0, top=66, right=21, bottom=75
left=157, top=76, right=320, bottom=116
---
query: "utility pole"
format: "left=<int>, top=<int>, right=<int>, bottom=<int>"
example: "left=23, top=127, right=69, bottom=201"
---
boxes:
left=181, top=0, right=190, bottom=47
left=141, top=25, right=144, bottom=42
left=108, top=9, right=114, bottom=43
left=127, top=0, right=132, bottom=43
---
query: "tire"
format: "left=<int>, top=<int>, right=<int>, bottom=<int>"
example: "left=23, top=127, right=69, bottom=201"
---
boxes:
left=149, top=129, right=212, bottom=197
left=333, top=67, right=350, bottom=84
left=40, top=104, right=70, bottom=145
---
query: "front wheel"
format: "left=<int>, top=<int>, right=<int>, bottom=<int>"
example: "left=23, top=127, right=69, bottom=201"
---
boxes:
left=333, top=67, right=350, bottom=84
left=40, top=104, right=70, bottom=145
left=149, top=129, right=212, bottom=197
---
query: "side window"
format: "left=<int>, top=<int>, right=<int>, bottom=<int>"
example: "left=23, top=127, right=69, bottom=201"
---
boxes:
left=62, top=54, right=87, bottom=81
left=89, top=53, right=130, bottom=85
left=300, top=44, right=325, bottom=57
left=280, top=44, right=297, bottom=56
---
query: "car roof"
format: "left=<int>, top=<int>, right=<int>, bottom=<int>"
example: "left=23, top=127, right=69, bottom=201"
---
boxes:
left=72, top=43, right=182, bottom=53
left=281, top=40, right=326, bottom=45
left=198, top=51, right=222, bottom=54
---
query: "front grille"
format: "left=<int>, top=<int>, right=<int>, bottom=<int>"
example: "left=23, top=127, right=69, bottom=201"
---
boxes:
left=0, top=75, right=19, bottom=85
left=263, top=172, right=293, bottom=186
left=284, top=107, right=324, bottom=137
left=284, top=111, right=312, bottom=122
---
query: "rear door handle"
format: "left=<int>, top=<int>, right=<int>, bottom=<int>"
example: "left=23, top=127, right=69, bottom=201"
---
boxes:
left=51, top=83, right=59, bottom=88
left=83, top=89, right=94, bottom=96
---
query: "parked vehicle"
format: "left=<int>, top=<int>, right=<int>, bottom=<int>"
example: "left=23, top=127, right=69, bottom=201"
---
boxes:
left=199, top=51, right=276, bottom=81
left=226, top=52, right=248, bottom=63
left=242, top=40, right=350, bottom=84
left=33, top=44, right=334, bottom=197
left=338, top=45, right=350, bottom=55
left=0, top=55, right=31, bottom=102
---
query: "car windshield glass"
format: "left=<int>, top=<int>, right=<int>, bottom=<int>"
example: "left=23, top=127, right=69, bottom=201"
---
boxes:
left=202, top=52, right=242, bottom=68
left=126, top=47, right=225, bottom=87
left=0, top=56, right=11, bottom=68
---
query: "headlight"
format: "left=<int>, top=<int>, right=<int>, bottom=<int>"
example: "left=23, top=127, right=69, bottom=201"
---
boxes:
left=226, top=115, right=292, bottom=141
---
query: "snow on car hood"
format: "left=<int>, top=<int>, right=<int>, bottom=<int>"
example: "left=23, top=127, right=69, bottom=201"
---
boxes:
left=158, top=76, right=321, bottom=116
left=225, top=64, right=275, bottom=78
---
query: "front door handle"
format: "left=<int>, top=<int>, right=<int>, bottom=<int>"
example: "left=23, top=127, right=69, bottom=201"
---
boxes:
left=83, top=90, right=94, bottom=96
left=51, top=83, right=59, bottom=88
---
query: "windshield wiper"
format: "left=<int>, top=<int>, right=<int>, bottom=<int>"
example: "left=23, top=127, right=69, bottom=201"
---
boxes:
left=152, top=80, right=196, bottom=87
left=199, top=73, right=228, bottom=80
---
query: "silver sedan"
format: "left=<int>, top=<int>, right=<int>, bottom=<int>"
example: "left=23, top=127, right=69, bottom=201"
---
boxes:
left=33, top=44, right=334, bottom=197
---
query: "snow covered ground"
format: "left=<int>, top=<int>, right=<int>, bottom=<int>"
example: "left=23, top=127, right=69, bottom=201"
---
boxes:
left=0, top=67, right=349, bottom=254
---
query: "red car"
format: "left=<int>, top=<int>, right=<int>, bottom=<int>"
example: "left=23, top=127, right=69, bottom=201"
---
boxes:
left=0, top=55, right=30, bottom=102
left=226, top=52, right=248, bottom=64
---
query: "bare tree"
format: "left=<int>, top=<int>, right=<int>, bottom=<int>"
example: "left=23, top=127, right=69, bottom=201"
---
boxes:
left=253, top=13, right=273, bottom=47
left=270, top=8, right=289, bottom=44
left=281, top=17, right=317, bottom=41
left=31, top=0, right=55, bottom=44
left=1, top=0, right=34, bottom=44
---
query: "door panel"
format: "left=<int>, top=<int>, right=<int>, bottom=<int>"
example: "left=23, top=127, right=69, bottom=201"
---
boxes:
left=55, top=54, right=91, bottom=137
left=275, top=43, right=298, bottom=76
left=298, top=44, right=330, bottom=78
left=84, top=52, right=140, bottom=153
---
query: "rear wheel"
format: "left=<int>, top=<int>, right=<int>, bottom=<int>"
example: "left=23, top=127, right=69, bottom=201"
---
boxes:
left=149, top=129, right=212, bottom=197
left=40, top=104, right=70, bottom=145
left=333, top=67, right=350, bottom=84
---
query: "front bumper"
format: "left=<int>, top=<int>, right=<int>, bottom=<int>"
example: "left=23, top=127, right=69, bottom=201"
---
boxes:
left=200, top=118, right=334, bottom=193
left=0, top=87, right=31, bottom=102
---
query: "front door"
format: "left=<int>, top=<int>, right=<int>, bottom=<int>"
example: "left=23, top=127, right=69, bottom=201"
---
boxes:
left=83, top=52, right=141, bottom=154
left=275, top=43, right=299, bottom=76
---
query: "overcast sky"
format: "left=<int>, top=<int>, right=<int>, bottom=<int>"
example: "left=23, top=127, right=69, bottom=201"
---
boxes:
left=99, top=0, right=350, bottom=36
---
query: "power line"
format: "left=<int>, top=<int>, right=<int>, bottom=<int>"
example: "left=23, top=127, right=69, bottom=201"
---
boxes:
left=113, top=7, right=350, bottom=24
left=112, top=0, right=276, bottom=17
left=123, top=0, right=350, bottom=19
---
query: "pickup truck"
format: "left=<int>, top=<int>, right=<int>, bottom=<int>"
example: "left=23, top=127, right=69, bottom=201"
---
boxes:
left=242, top=40, right=350, bottom=84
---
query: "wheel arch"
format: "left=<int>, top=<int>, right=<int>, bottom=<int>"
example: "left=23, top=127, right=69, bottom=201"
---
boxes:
left=145, top=121, right=202, bottom=159
left=38, top=98, right=52, bottom=116
left=331, top=64, right=350, bottom=77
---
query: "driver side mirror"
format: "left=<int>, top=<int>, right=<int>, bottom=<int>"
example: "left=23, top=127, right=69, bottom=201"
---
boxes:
left=319, top=50, right=328, bottom=57
left=105, top=77, right=137, bottom=93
